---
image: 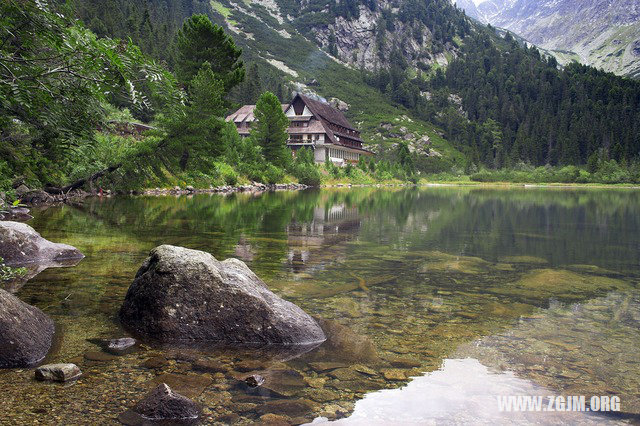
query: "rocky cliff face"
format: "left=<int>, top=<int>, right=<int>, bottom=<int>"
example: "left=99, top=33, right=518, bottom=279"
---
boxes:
left=305, top=2, right=461, bottom=72
left=458, top=0, right=640, bottom=78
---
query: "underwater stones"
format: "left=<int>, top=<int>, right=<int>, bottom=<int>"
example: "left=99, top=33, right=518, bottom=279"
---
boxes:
left=150, top=373, right=212, bottom=399
left=308, top=388, right=340, bottom=403
left=244, top=374, right=265, bottom=387
left=192, top=359, right=228, bottom=374
left=258, top=413, right=292, bottom=425
left=388, top=357, right=421, bottom=369
left=84, top=351, right=117, bottom=362
left=418, top=251, right=491, bottom=275
left=104, top=337, right=136, bottom=355
left=234, top=359, right=270, bottom=372
left=328, top=368, right=363, bottom=381
left=308, top=362, right=348, bottom=372
left=242, top=369, right=307, bottom=397
left=141, top=356, right=168, bottom=370
left=565, top=264, right=621, bottom=276
left=0, top=289, right=54, bottom=368
left=304, top=376, right=327, bottom=388
left=494, top=269, right=630, bottom=299
left=257, top=398, right=317, bottom=417
left=118, top=384, right=199, bottom=425
left=381, top=369, right=407, bottom=381
left=119, top=245, right=326, bottom=346
left=352, top=364, right=377, bottom=376
left=498, top=255, right=548, bottom=265
left=309, top=319, right=380, bottom=364
left=0, top=221, right=84, bottom=266
left=34, top=363, right=82, bottom=382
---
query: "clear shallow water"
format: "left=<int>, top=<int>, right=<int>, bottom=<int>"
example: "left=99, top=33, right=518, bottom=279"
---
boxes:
left=1, top=187, right=639, bottom=424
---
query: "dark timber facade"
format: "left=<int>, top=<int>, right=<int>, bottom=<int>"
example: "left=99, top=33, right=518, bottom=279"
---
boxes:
left=226, top=93, right=373, bottom=165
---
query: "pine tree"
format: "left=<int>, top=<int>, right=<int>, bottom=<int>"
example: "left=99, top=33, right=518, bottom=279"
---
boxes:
left=175, top=14, right=244, bottom=90
left=251, top=92, right=291, bottom=168
left=163, top=62, right=228, bottom=170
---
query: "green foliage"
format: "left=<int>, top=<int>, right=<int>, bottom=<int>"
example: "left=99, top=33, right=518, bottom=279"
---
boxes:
left=395, top=141, right=415, bottom=175
left=175, top=14, right=244, bottom=90
left=161, top=62, right=228, bottom=171
left=1, top=0, right=177, bottom=143
left=445, top=32, right=640, bottom=167
left=251, top=92, right=291, bottom=168
left=229, top=62, right=286, bottom=104
left=0, top=257, right=25, bottom=282
left=470, top=162, right=640, bottom=184
left=0, top=161, right=13, bottom=195
left=0, top=0, right=177, bottom=188
left=214, top=162, right=239, bottom=185
left=288, top=148, right=322, bottom=186
left=264, top=164, right=285, bottom=184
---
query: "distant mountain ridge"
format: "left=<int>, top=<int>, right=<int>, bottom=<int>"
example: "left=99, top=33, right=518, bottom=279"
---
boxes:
left=455, top=0, right=640, bottom=78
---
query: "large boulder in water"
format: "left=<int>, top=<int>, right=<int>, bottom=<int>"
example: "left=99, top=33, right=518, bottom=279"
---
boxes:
left=119, top=245, right=326, bottom=346
left=0, top=288, right=55, bottom=368
left=0, top=221, right=84, bottom=266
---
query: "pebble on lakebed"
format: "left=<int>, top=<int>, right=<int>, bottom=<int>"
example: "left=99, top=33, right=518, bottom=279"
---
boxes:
left=35, top=363, right=82, bottom=382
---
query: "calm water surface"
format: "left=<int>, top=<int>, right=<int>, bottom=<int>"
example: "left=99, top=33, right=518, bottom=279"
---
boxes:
left=1, top=187, right=639, bottom=425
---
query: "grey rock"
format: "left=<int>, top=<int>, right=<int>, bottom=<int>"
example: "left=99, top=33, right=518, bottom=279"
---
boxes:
left=105, top=337, right=137, bottom=355
left=328, top=97, right=350, bottom=112
left=35, top=363, right=82, bottom=382
left=119, top=245, right=326, bottom=345
left=20, top=190, right=53, bottom=206
left=244, top=374, right=265, bottom=388
left=0, top=221, right=84, bottom=267
left=0, top=288, right=55, bottom=368
left=118, top=383, right=199, bottom=425
left=15, top=185, right=30, bottom=197
left=0, top=207, right=33, bottom=222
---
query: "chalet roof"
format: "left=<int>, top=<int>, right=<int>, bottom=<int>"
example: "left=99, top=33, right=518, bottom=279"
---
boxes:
left=296, top=94, right=356, bottom=131
left=226, top=104, right=288, bottom=123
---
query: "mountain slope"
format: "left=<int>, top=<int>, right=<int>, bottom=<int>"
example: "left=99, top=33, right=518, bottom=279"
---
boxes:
left=459, top=0, right=640, bottom=78
left=75, top=0, right=640, bottom=172
left=452, top=0, right=482, bottom=21
left=74, top=0, right=468, bottom=169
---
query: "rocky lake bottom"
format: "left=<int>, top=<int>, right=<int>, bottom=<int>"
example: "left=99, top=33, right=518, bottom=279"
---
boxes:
left=1, top=187, right=639, bottom=425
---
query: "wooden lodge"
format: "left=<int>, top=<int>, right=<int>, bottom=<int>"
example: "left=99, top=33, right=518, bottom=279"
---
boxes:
left=226, top=93, right=373, bottom=165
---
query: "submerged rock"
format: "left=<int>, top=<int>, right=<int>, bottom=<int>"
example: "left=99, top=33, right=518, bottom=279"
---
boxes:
left=105, top=337, right=137, bottom=355
left=84, top=351, right=117, bottom=362
left=149, top=374, right=212, bottom=399
left=35, top=363, right=82, bottom=382
left=244, top=374, right=265, bottom=388
left=303, top=318, right=380, bottom=364
left=119, top=245, right=325, bottom=346
left=0, top=221, right=84, bottom=266
left=492, top=269, right=630, bottom=300
left=0, top=288, right=55, bottom=368
left=118, top=384, right=199, bottom=425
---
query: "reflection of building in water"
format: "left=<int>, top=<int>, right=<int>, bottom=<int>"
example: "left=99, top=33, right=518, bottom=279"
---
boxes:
left=286, top=204, right=362, bottom=273
left=234, top=236, right=255, bottom=262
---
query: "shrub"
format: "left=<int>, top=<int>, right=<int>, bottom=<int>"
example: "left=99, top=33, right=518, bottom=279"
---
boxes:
left=214, top=162, right=238, bottom=186
left=292, top=163, right=322, bottom=186
left=263, top=164, right=285, bottom=184
left=555, top=165, right=580, bottom=183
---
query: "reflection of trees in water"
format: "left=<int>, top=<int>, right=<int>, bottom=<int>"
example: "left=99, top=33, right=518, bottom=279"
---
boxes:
left=29, top=187, right=640, bottom=279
